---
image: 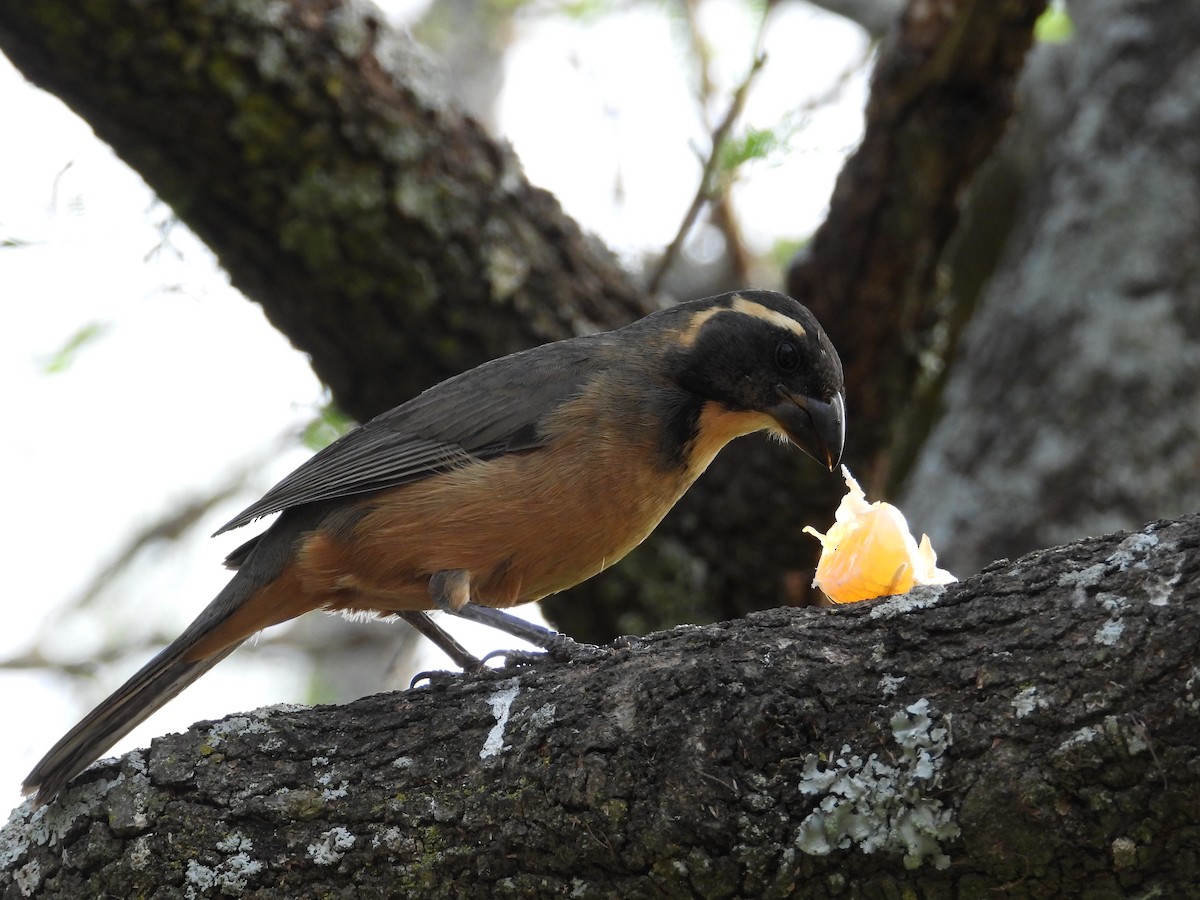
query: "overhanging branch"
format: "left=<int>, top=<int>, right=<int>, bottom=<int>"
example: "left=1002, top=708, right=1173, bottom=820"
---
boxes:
left=0, top=0, right=645, bottom=420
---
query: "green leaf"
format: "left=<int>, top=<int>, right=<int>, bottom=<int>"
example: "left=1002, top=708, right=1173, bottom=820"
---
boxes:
left=1034, top=4, right=1074, bottom=43
left=767, top=235, right=811, bottom=271
left=40, top=322, right=109, bottom=374
left=301, top=401, right=353, bottom=451
left=718, top=125, right=786, bottom=175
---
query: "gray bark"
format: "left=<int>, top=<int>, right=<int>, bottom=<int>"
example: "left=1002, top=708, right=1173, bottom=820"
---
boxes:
left=4, top=513, right=1199, bottom=897
left=902, top=0, right=1200, bottom=576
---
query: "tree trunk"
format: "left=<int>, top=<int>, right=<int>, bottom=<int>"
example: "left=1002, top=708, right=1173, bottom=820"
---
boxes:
left=0, top=0, right=1044, bottom=639
left=900, top=0, right=1200, bottom=576
left=4, top=513, right=1198, bottom=897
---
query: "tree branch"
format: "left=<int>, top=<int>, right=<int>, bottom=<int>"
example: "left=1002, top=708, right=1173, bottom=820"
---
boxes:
left=5, top=513, right=1198, bottom=895
left=802, top=0, right=905, bottom=39
left=0, top=0, right=645, bottom=421
left=789, top=0, right=1046, bottom=495
left=646, top=5, right=767, bottom=297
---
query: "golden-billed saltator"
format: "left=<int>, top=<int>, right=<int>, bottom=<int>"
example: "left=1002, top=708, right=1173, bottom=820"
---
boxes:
left=24, top=289, right=845, bottom=803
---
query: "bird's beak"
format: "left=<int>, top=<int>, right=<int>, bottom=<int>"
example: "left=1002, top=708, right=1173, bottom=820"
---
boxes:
left=771, top=389, right=845, bottom=471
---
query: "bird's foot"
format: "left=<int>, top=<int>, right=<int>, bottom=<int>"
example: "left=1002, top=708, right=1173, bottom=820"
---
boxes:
left=482, top=636, right=606, bottom=669
left=409, top=668, right=466, bottom=689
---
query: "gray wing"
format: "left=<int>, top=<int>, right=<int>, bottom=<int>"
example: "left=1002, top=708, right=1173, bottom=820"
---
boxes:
left=215, top=334, right=612, bottom=535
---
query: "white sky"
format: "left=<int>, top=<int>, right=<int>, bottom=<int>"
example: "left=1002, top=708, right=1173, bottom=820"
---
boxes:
left=1, top=0, right=868, bottom=811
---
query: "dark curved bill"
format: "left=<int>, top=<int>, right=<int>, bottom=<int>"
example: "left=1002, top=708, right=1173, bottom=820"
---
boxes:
left=770, top=390, right=845, bottom=471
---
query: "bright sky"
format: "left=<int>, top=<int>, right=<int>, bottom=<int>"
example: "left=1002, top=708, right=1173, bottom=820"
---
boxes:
left=1, top=1, right=868, bottom=811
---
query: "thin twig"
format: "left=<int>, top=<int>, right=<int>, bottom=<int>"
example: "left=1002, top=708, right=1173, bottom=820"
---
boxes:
left=647, top=10, right=770, bottom=298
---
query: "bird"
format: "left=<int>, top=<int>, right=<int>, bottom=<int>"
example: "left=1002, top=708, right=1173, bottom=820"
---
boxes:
left=23, top=289, right=845, bottom=804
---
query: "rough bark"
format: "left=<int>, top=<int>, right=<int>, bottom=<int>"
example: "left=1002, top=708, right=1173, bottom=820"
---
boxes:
left=0, top=0, right=1045, bottom=640
left=4, top=513, right=1198, bottom=898
left=0, top=0, right=645, bottom=421
left=901, top=0, right=1200, bottom=577
left=789, top=0, right=1045, bottom=495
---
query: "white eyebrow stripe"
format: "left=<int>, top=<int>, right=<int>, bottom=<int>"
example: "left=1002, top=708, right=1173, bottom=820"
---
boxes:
left=677, top=295, right=807, bottom=347
left=730, top=295, right=807, bottom=338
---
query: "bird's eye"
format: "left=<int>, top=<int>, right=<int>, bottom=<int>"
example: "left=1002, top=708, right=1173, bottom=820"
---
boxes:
left=775, top=340, right=800, bottom=371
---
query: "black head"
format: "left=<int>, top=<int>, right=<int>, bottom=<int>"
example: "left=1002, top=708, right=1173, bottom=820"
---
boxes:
left=666, top=290, right=845, bottom=469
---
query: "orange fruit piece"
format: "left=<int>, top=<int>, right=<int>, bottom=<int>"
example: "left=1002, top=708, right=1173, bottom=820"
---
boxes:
left=803, top=467, right=956, bottom=604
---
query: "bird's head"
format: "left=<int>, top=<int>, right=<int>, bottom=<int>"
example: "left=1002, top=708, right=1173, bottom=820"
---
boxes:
left=665, top=290, right=845, bottom=470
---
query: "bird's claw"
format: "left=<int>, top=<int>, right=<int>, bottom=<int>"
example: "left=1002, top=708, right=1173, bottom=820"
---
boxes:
left=409, top=668, right=469, bottom=689
left=482, top=637, right=606, bottom=669
left=480, top=648, right=548, bottom=669
left=411, top=636, right=609, bottom=685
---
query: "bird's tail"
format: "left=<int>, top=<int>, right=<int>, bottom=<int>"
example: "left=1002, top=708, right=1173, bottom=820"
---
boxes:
left=22, top=626, right=244, bottom=806
left=23, top=506, right=327, bottom=805
left=20, top=540, right=288, bottom=805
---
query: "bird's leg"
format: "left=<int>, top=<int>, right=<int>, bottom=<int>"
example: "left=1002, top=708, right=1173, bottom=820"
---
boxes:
left=397, top=611, right=484, bottom=673
left=428, top=569, right=595, bottom=663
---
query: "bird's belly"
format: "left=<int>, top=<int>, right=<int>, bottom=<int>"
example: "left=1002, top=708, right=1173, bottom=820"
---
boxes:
left=299, top=435, right=694, bottom=612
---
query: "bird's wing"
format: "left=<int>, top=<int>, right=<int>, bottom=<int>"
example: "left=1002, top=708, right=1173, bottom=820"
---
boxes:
left=215, top=336, right=611, bottom=535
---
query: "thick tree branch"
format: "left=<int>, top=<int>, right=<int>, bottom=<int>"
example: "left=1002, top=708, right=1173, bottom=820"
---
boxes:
left=789, top=0, right=1046, bottom=494
left=0, top=0, right=645, bottom=420
left=5, top=514, right=1199, bottom=896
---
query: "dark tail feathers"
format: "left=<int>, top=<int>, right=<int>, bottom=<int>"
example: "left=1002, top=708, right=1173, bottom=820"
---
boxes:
left=23, top=505, right=327, bottom=805
left=22, top=635, right=242, bottom=805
